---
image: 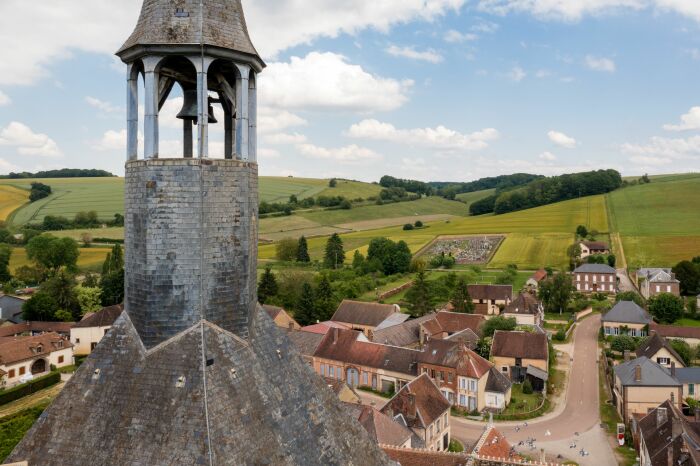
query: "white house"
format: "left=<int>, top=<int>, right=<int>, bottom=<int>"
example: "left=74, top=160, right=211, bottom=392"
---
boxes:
left=70, top=305, right=123, bottom=356
left=0, top=333, right=73, bottom=388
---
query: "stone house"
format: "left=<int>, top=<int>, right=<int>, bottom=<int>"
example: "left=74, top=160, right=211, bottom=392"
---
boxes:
left=636, top=268, right=681, bottom=299
left=0, top=333, right=73, bottom=388
left=579, top=241, right=610, bottom=259
left=636, top=400, right=700, bottom=466
left=490, top=331, right=549, bottom=392
left=344, top=403, right=416, bottom=448
left=468, top=285, right=513, bottom=316
left=613, top=356, right=682, bottom=423
left=602, top=301, right=653, bottom=337
left=371, top=311, right=483, bottom=349
left=262, top=304, right=300, bottom=330
left=70, top=305, right=123, bottom=356
left=381, top=373, right=452, bottom=451
left=502, top=293, right=544, bottom=326
left=573, top=263, right=617, bottom=294
left=330, top=300, right=407, bottom=337
left=526, top=269, right=548, bottom=292
left=635, top=333, right=685, bottom=369
left=418, top=339, right=512, bottom=412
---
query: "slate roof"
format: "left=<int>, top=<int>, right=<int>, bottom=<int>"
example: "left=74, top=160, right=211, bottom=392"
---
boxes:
left=344, top=403, right=415, bottom=447
left=444, top=328, right=480, bottom=347
left=614, top=356, right=681, bottom=387
left=468, top=285, right=513, bottom=301
left=574, top=263, right=616, bottom=274
left=526, top=365, right=549, bottom=381
left=636, top=333, right=684, bottom=365
left=284, top=329, right=325, bottom=358
left=0, top=321, right=75, bottom=338
left=647, top=270, right=680, bottom=284
left=314, top=328, right=419, bottom=376
left=0, top=295, right=26, bottom=323
left=381, top=445, right=470, bottom=466
left=371, top=314, right=437, bottom=347
left=491, top=331, right=549, bottom=361
left=674, top=368, right=700, bottom=384
left=117, top=0, right=262, bottom=62
left=0, top=333, right=72, bottom=366
left=603, top=301, right=653, bottom=325
left=504, top=293, right=542, bottom=315
left=485, top=366, right=512, bottom=394
left=419, top=340, right=493, bottom=379
left=72, top=305, right=124, bottom=329
left=381, top=373, right=451, bottom=430
left=8, top=309, right=393, bottom=465
left=331, top=300, right=402, bottom=328
left=637, top=400, right=700, bottom=466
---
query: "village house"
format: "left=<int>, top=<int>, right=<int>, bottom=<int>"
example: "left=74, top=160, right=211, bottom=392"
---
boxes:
left=573, top=263, right=617, bottom=294
left=381, top=373, right=452, bottom=451
left=490, top=331, right=549, bottom=392
left=635, top=333, right=685, bottom=369
left=651, top=323, right=700, bottom=346
left=284, top=329, right=325, bottom=366
left=262, top=304, right=300, bottom=330
left=371, top=311, right=484, bottom=349
left=613, top=356, right=682, bottom=423
left=675, top=368, right=700, bottom=401
left=0, top=295, right=27, bottom=324
left=0, top=333, right=73, bottom=388
left=330, top=300, right=408, bottom=337
left=468, top=285, right=513, bottom=316
left=526, top=269, right=548, bottom=292
left=502, top=293, right=544, bottom=326
left=472, top=425, right=522, bottom=463
left=418, top=339, right=512, bottom=412
left=636, top=268, right=681, bottom=299
left=70, top=305, right=123, bottom=356
left=579, top=241, right=610, bottom=259
left=636, top=400, right=700, bottom=466
left=602, top=301, right=653, bottom=337
left=344, top=403, right=417, bottom=448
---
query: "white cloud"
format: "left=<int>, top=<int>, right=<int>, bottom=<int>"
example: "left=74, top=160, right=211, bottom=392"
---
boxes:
left=507, top=66, right=527, bottom=82
left=92, top=129, right=127, bottom=151
left=85, top=96, right=121, bottom=114
left=260, top=52, right=413, bottom=113
left=0, top=91, right=10, bottom=106
left=297, top=143, right=381, bottom=163
left=548, top=130, right=578, bottom=148
left=621, top=135, right=700, bottom=162
left=476, top=0, right=646, bottom=21
left=347, top=119, right=499, bottom=151
left=471, top=19, right=500, bottom=33
left=535, top=69, right=551, bottom=78
left=258, top=108, right=307, bottom=134
left=444, top=30, right=478, bottom=43
left=585, top=55, right=616, bottom=72
left=263, top=132, right=308, bottom=145
left=539, top=151, right=557, bottom=161
left=663, top=106, right=700, bottom=131
left=257, top=148, right=280, bottom=159
left=386, top=45, right=444, bottom=63
left=688, top=49, right=700, bottom=60
left=654, top=0, right=700, bottom=22
left=0, top=158, right=19, bottom=173
left=0, top=122, right=62, bottom=157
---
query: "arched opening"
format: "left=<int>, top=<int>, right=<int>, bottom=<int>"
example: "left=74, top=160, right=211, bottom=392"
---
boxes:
left=208, top=59, right=240, bottom=160
left=30, top=358, right=47, bottom=375
left=248, top=69, right=257, bottom=162
left=156, top=56, right=198, bottom=158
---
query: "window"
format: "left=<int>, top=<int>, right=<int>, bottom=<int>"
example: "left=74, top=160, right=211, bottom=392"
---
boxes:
left=437, top=419, right=441, bottom=432
left=459, top=394, right=466, bottom=406
left=363, top=372, right=368, bottom=386
left=469, top=379, right=477, bottom=392
left=8, top=369, right=15, bottom=378
left=337, top=368, right=342, bottom=380
left=576, top=274, right=581, bottom=282
left=501, top=366, right=508, bottom=373
left=58, top=356, right=64, bottom=364
left=657, top=357, right=670, bottom=365
left=656, top=285, right=661, bottom=292
left=75, top=338, right=80, bottom=344
left=585, top=275, right=589, bottom=282
left=444, top=413, right=449, bottom=427
left=459, top=377, right=467, bottom=389
left=429, top=425, right=434, bottom=440
left=690, top=384, right=695, bottom=396
left=667, top=286, right=672, bottom=292
left=613, top=327, right=620, bottom=336
left=438, top=371, right=444, bottom=381
left=447, top=372, right=453, bottom=383
left=19, top=367, right=25, bottom=375
left=329, top=366, right=334, bottom=378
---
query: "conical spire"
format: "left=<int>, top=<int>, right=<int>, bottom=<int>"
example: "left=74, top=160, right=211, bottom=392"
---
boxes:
left=118, top=0, right=261, bottom=60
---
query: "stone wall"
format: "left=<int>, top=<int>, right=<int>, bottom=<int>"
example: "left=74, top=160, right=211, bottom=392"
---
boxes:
left=125, top=158, right=258, bottom=348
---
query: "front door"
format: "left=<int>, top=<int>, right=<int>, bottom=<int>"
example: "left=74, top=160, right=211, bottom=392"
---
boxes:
left=30, top=358, right=46, bottom=375
left=346, top=368, right=359, bottom=387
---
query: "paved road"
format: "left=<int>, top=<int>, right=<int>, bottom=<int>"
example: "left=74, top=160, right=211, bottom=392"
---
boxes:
left=617, top=268, right=637, bottom=293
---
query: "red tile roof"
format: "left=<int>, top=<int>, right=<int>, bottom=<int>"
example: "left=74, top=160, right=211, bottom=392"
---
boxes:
left=473, top=426, right=521, bottom=461
left=651, top=323, right=700, bottom=340
left=0, top=321, right=75, bottom=338
left=381, top=373, right=451, bottom=430
left=0, top=332, right=73, bottom=365
left=301, top=321, right=350, bottom=335
left=434, top=312, right=484, bottom=335
left=491, top=331, right=549, bottom=361
left=504, top=293, right=542, bottom=315
left=381, top=445, right=470, bottom=466
left=529, top=269, right=547, bottom=282
left=262, top=304, right=283, bottom=320
left=419, top=340, right=493, bottom=379
left=582, top=241, right=610, bottom=250
left=72, top=305, right=123, bottom=329
left=331, top=300, right=401, bottom=327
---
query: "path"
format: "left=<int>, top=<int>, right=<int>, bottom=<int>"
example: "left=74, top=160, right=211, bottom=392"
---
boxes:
left=617, top=268, right=637, bottom=293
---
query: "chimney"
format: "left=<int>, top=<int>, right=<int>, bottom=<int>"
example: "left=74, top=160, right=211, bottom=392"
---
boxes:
left=672, top=417, right=682, bottom=440
left=635, top=365, right=642, bottom=382
left=624, top=350, right=631, bottom=362
left=288, top=322, right=294, bottom=330
left=407, top=393, right=417, bottom=419
left=419, top=326, right=426, bottom=350
left=332, top=328, right=339, bottom=344
left=385, top=407, right=394, bottom=419
left=671, top=362, right=676, bottom=377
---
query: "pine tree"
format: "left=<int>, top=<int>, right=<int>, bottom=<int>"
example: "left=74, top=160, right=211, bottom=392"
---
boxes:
left=406, top=271, right=433, bottom=317
left=450, top=277, right=474, bottom=313
left=297, top=236, right=311, bottom=263
left=257, top=267, right=278, bottom=304
left=324, top=234, right=345, bottom=269
left=296, top=283, right=316, bottom=326
left=109, top=244, right=124, bottom=272
left=315, top=275, right=335, bottom=321
left=102, top=252, right=112, bottom=276
left=352, top=250, right=365, bottom=270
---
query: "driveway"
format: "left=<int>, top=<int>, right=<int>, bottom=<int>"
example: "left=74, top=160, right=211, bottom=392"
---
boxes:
left=617, top=268, right=637, bottom=293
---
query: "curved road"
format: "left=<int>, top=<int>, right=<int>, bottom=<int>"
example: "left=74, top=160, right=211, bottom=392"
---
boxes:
left=451, top=314, right=602, bottom=443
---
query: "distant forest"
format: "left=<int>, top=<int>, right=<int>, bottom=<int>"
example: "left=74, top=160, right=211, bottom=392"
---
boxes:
left=470, top=169, right=623, bottom=216
left=429, top=173, right=543, bottom=194
left=0, top=169, right=115, bottom=179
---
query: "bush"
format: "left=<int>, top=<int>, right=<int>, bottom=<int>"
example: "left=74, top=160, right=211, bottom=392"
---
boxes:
left=402, top=224, right=414, bottom=231
left=448, top=439, right=464, bottom=453
left=414, top=220, right=424, bottom=228
left=610, top=335, right=638, bottom=353
left=0, top=372, right=61, bottom=406
left=522, top=379, right=534, bottom=395
left=553, top=329, right=566, bottom=341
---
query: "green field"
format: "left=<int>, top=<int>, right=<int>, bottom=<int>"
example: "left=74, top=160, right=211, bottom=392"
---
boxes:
left=9, top=246, right=112, bottom=273
left=455, top=188, right=495, bottom=209
left=607, top=174, right=700, bottom=267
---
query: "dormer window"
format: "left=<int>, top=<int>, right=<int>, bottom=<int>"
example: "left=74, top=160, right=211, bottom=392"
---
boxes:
left=174, top=8, right=189, bottom=17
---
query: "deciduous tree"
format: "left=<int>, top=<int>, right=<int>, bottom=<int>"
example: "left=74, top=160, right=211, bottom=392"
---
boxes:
left=649, top=293, right=685, bottom=324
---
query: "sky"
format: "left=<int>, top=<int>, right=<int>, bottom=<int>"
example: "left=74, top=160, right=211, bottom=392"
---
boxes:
left=0, top=1, right=699, bottom=182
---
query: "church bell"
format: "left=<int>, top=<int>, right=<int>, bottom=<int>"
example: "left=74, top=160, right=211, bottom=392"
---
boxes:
left=176, top=89, right=218, bottom=124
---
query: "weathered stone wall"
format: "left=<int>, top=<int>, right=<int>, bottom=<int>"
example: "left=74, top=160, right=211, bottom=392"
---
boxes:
left=125, top=158, right=258, bottom=348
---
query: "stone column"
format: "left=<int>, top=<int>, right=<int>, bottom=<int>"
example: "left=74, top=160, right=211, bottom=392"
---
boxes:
left=183, top=120, right=193, bottom=158
left=192, top=57, right=214, bottom=159
left=142, top=56, right=161, bottom=159
left=235, top=64, right=250, bottom=160
left=126, top=64, right=139, bottom=161
left=248, top=72, right=257, bottom=163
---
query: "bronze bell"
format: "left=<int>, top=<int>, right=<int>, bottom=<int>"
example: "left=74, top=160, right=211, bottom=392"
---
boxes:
left=176, top=90, right=218, bottom=124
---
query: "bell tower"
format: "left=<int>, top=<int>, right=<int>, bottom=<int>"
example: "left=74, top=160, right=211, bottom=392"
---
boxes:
left=116, top=0, right=265, bottom=348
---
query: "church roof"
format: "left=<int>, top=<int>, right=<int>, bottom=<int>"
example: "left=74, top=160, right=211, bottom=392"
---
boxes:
left=7, top=308, right=392, bottom=465
left=118, top=0, right=261, bottom=62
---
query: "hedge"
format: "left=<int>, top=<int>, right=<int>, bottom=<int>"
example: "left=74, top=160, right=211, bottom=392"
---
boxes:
left=0, top=371, right=61, bottom=406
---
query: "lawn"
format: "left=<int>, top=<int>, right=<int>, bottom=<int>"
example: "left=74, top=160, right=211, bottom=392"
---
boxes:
left=9, top=246, right=112, bottom=273
left=606, top=174, right=700, bottom=267
left=258, top=177, right=328, bottom=203
left=502, top=383, right=543, bottom=415
left=675, top=318, right=700, bottom=327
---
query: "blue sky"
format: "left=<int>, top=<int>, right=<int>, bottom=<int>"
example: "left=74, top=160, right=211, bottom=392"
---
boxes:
left=0, top=0, right=699, bottom=182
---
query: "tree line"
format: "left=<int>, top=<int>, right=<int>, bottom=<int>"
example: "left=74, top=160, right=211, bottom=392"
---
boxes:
left=0, top=169, right=115, bottom=179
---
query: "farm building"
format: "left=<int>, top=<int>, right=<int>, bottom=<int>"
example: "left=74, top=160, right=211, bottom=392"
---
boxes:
left=262, top=304, right=300, bottom=330
left=635, top=333, right=685, bottom=369
left=526, top=269, right=548, bottom=291
left=579, top=241, right=610, bottom=258
left=490, top=330, right=549, bottom=391
left=330, top=300, right=407, bottom=337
